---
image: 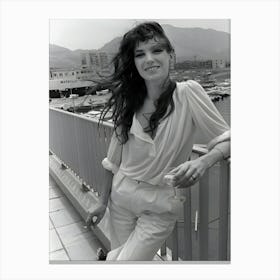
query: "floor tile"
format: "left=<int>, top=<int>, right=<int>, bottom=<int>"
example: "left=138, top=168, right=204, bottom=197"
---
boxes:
left=49, top=248, right=69, bottom=261
left=49, top=229, right=63, bottom=252
left=56, top=221, right=93, bottom=246
left=49, top=187, right=63, bottom=199
left=49, top=208, right=82, bottom=228
left=49, top=196, right=73, bottom=213
left=65, top=235, right=102, bottom=261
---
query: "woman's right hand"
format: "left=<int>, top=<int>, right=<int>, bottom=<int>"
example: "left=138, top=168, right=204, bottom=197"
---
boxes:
left=85, top=202, right=107, bottom=227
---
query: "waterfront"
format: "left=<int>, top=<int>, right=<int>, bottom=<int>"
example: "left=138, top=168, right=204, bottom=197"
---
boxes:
left=49, top=69, right=231, bottom=127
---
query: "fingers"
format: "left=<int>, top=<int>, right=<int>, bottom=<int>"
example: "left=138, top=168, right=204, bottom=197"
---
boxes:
left=93, top=216, right=101, bottom=226
left=165, top=160, right=207, bottom=189
left=86, top=209, right=98, bottom=225
left=86, top=214, right=99, bottom=227
left=176, top=169, right=197, bottom=188
left=172, top=163, right=190, bottom=180
left=85, top=214, right=93, bottom=226
left=171, top=164, right=192, bottom=186
left=174, top=165, right=200, bottom=188
left=86, top=207, right=105, bottom=227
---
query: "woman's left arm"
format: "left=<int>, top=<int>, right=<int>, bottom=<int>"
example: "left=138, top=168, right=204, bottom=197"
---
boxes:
left=172, top=140, right=230, bottom=188
left=171, top=81, right=230, bottom=188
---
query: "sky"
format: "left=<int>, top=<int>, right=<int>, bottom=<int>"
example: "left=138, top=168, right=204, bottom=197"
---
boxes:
left=49, top=19, right=230, bottom=50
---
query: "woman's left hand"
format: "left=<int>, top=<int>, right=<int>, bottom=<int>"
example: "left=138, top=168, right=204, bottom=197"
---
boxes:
left=170, top=158, right=209, bottom=188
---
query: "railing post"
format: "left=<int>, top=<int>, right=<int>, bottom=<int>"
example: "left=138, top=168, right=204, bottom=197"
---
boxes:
left=183, top=188, right=192, bottom=260
left=172, top=221, right=179, bottom=260
left=160, top=241, right=167, bottom=258
left=199, top=169, right=210, bottom=260
left=219, top=160, right=230, bottom=260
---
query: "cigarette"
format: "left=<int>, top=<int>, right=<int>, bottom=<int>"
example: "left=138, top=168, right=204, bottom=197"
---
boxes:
left=164, top=174, right=176, bottom=187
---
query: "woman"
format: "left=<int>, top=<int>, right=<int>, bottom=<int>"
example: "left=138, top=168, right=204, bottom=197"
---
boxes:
left=86, top=21, right=230, bottom=261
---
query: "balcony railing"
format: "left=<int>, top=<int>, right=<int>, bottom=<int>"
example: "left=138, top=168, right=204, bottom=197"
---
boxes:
left=49, top=107, right=230, bottom=261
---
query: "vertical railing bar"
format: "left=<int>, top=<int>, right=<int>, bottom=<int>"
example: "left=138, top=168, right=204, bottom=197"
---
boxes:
left=86, top=121, right=95, bottom=189
left=75, top=117, right=83, bottom=179
left=160, top=241, right=167, bottom=257
left=92, top=121, right=101, bottom=194
left=172, top=221, right=179, bottom=260
left=218, top=160, right=230, bottom=260
left=72, top=115, right=80, bottom=178
left=97, top=124, right=107, bottom=195
left=56, top=110, right=63, bottom=161
left=199, top=169, right=209, bottom=260
left=79, top=118, right=87, bottom=183
left=82, top=119, right=92, bottom=184
left=68, top=113, right=78, bottom=173
left=183, top=188, right=192, bottom=260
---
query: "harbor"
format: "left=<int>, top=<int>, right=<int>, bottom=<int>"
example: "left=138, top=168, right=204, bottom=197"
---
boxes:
left=49, top=69, right=231, bottom=126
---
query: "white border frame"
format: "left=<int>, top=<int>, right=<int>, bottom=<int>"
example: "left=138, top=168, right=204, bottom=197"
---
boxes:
left=1, top=1, right=280, bottom=279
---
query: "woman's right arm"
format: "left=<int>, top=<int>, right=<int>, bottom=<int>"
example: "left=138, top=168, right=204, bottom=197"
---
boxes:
left=86, top=169, right=113, bottom=226
left=86, top=130, right=123, bottom=226
left=99, top=169, right=113, bottom=205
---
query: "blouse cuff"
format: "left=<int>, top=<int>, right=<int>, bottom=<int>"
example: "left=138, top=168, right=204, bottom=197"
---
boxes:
left=102, top=158, right=119, bottom=174
left=212, top=142, right=230, bottom=160
left=207, top=130, right=230, bottom=151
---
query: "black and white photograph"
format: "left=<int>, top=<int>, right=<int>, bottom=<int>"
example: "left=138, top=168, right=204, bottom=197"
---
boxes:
left=1, top=0, right=280, bottom=279
left=49, top=19, right=231, bottom=262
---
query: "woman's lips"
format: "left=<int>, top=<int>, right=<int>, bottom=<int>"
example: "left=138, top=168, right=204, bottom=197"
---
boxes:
left=145, top=66, right=160, bottom=71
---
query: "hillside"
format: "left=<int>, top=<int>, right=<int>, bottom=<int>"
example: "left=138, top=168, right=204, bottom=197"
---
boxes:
left=50, top=25, right=230, bottom=68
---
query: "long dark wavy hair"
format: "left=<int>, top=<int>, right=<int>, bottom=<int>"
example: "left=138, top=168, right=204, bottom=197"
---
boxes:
left=99, top=21, right=176, bottom=144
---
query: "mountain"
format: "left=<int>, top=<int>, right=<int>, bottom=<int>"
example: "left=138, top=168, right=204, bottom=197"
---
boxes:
left=49, top=25, right=230, bottom=68
left=49, top=44, right=81, bottom=68
left=99, top=25, right=230, bottom=62
left=162, top=25, right=230, bottom=62
left=99, top=37, right=122, bottom=54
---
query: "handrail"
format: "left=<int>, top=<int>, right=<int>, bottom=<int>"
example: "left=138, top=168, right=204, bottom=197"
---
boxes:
left=49, top=107, right=113, bottom=196
left=49, top=107, right=230, bottom=261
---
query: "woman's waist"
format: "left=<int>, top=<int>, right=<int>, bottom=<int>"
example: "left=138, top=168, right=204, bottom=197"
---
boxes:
left=116, top=168, right=164, bottom=187
left=111, top=170, right=183, bottom=217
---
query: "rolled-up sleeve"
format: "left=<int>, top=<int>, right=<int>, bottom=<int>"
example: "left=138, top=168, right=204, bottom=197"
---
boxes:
left=186, top=80, right=230, bottom=158
left=102, top=130, right=123, bottom=174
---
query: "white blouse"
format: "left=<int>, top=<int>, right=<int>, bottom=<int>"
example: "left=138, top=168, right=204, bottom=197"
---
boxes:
left=102, top=80, right=230, bottom=186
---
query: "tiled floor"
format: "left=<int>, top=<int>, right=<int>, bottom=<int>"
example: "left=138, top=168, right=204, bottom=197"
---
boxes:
left=49, top=175, right=104, bottom=262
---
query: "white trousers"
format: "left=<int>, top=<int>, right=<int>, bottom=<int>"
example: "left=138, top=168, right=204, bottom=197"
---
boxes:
left=106, top=172, right=181, bottom=261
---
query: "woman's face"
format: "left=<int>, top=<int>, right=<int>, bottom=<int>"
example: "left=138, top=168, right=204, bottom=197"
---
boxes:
left=134, top=37, right=172, bottom=83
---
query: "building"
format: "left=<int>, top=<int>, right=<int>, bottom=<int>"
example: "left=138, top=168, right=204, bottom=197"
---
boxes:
left=175, top=59, right=213, bottom=70
left=49, top=51, right=114, bottom=98
left=175, top=58, right=227, bottom=70
left=80, top=51, right=114, bottom=72
left=49, top=68, right=96, bottom=81
left=49, top=68, right=97, bottom=97
left=212, top=59, right=226, bottom=69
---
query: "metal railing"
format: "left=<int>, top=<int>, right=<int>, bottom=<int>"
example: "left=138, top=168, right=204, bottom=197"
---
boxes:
left=160, top=149, right=230, bottom=261
left=49, top=107, right=230, bottom=261
left=49, top=107, right=113, bottom=195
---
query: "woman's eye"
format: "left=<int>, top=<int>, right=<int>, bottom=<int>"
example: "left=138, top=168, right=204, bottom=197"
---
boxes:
left=135, top=53, right=144, bottom=58
left=153, top=49, right=163, bottom=54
